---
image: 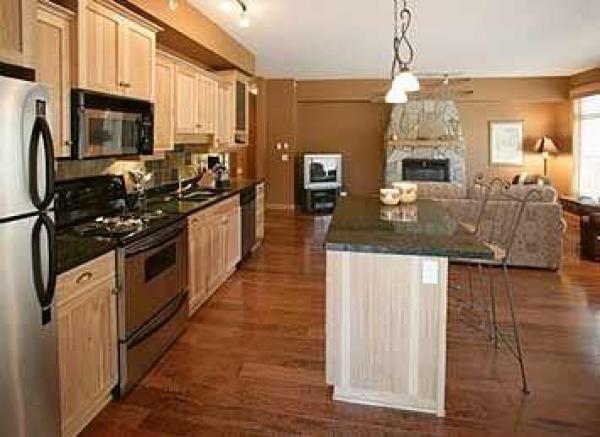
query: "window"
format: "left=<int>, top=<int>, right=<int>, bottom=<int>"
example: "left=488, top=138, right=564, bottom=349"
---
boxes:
left=574, top=95, right=600, bottom=196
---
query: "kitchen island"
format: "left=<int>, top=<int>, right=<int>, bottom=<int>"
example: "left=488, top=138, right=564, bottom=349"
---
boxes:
left=324, top=196, right=492, bottom=417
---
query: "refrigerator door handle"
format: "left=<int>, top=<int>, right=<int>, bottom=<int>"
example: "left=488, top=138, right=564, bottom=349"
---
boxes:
left=31, top=213, right=57, bottom=325
left=28, top=115, right=55, bottom=211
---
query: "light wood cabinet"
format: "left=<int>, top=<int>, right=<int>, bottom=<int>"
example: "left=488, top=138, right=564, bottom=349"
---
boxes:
left=188, top=211, right=210, bottom=314
left=154, top=51, right=175, bottom=151
left=35, top=0, right=74, bottom=158
left=256, top=182, right=265, bottom=241
left=217, top=70, right=249, bottom=148
left=206, top=214, right=225, bottom=292
left=0, top=0, right=35, bottom=68
left=120, top=20, right=155, bottom=100
left=223, top=202, right=242, bottom=272
left=174, top=58, right=219, bottom=138
left=56, top=252, right=117, bottom=437
left=188, top=195, right=240, bottom=316
left=217, top=80, right=235, bottom=147
left=200, top=75, right=218, bottom=134
left=77, top=0, right=158, bottom=100
left=175, top=62, right=198, bottom=134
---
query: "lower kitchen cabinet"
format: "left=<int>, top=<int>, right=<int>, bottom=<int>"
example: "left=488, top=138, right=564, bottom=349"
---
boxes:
left=188, top=212, right=210, bottom=314
left=188, top=195, right=241, bottom=316
left=56, top=251, right=117, bottom=437
left=256, top=182, right=265, bottom=242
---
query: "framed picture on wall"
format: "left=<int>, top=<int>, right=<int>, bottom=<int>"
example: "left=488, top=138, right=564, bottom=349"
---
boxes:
left=489, top=120, right=524, bottom=165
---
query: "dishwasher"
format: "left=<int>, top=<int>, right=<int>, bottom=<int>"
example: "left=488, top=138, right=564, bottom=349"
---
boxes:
left=240, top=186, right=256, bottom=259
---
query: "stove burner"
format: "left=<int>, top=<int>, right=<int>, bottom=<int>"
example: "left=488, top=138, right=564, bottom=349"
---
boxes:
left=73, top=210, right=166, bottom=239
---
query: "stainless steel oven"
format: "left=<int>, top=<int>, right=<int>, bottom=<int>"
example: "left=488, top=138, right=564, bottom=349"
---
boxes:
left=70, top=89, right=153, bottom=160
left=116, top=220, right=188, bottom=395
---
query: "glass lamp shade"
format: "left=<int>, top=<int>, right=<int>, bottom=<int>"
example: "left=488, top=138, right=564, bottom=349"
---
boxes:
left=392, top=71, right=420, bottom=93
left=385, top=85, right=408, bottom=104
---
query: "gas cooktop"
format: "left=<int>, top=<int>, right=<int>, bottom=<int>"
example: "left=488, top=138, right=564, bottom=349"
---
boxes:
left=70, top=210, right=171, bottom=240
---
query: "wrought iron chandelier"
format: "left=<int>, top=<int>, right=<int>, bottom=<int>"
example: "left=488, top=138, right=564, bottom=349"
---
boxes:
left=385, top=0, right=420, bottom=104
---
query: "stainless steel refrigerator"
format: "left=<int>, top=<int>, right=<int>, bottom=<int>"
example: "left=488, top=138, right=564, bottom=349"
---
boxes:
left=0, top=75, right=60, bottom=436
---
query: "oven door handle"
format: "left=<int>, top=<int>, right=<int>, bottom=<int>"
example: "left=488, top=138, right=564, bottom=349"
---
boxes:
left=125, top=225, right=184, bottom=258
left=127, top=290, right=188, bottom=350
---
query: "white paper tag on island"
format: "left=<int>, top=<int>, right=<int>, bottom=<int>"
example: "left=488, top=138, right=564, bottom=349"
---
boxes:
left=422, top=260, right=439, bottom=285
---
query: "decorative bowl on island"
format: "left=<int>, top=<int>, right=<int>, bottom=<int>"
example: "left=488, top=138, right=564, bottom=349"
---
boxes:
left=392, top=182, right=418, bottom=204
left=380, top=188, right=401, bottom=206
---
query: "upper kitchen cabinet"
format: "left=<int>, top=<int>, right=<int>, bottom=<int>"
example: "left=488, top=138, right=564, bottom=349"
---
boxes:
left=199, top=75, right=218, bottom=135
left=217, top=80, right=234, bottom=148
left=154, top=50, right=176, bottom=152
left=174, top=61, right=198, bottom=135
left=173, top=56, right=219, bottom=141
left=0, top=0, right=36, bottom=69
left=35, top=0, right=74, bottom=158
left=77, top=0, right=160, bottom=101
left=218, top=70, right=250, bottom=148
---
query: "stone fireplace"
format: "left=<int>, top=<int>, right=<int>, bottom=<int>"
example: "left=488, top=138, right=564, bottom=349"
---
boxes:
left=384, top=98, right=467, bottom=194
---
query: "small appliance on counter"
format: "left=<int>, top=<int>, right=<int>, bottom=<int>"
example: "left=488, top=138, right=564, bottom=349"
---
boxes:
left=213, top=163, right=231, bottom=188
left=302, top=153, right=343, bottom=213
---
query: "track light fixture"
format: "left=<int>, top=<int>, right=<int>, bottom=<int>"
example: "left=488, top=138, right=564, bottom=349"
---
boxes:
left=220, top=0, right=250, bottom=27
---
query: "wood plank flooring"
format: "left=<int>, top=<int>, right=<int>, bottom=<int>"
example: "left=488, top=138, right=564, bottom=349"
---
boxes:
left=83, top=210, right=600, bottom=436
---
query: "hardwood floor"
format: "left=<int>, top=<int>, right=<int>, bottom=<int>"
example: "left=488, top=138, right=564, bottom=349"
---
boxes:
left=83, top=210, right=600, bottom=436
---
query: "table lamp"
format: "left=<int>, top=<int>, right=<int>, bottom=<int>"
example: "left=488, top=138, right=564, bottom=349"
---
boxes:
left=534, top=136, right=559, bottom=177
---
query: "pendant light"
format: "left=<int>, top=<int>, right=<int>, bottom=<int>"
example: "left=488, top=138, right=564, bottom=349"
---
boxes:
left=386, top=0, right=419, bottom=103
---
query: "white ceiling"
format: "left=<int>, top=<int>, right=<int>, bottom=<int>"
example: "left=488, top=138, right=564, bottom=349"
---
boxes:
left=189, top=0, right=600, bottom=79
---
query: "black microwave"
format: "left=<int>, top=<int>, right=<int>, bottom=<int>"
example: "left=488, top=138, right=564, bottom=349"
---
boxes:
left=70, top=89, right=154, bottom=160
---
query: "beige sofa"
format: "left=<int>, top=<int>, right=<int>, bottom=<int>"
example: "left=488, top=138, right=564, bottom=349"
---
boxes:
left=417, top=182, right=564, bottom=270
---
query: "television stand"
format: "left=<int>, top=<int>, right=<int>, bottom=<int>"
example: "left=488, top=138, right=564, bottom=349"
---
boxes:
left=303, top=187, right=340, bottom=213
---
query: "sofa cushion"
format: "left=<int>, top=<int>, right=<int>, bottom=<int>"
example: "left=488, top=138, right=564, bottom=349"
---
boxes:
left=469, top=184, right=558, bottom=203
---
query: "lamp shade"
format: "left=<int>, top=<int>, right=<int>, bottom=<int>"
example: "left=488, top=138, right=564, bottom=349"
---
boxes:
left=392, top=71, right=420, bottom=93
left=534, top=137, right=559, bottom=154
left=385, top=85, right=408, bottom=104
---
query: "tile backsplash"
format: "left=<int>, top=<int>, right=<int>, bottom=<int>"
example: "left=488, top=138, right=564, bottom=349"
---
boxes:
left=56, top=150, right=229, bottom=192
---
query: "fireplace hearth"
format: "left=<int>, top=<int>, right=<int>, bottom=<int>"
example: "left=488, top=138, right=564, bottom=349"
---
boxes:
left=402, top=158, right=450, bottom=182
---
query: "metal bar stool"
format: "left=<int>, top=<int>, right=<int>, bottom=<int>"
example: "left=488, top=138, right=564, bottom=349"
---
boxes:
left=453, top=177, right=541, bottom=394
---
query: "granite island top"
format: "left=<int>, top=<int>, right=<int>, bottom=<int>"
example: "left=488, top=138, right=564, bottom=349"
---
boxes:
left=324, top=196, right=493, bottom=259
left=57, top=178, right=264, bottom=274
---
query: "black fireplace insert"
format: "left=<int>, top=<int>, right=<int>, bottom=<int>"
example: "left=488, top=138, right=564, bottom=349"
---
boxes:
left=402, top=159, right=450, bottom=182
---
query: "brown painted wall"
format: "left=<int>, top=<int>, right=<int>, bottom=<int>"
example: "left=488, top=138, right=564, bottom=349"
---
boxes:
left=265, top=79, right=297, bottom=207
left=293, top=78, right=573, bottom=199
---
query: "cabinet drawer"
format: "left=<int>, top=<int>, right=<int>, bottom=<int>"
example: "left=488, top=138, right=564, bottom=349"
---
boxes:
left=57, top=252, right=116, bottom=306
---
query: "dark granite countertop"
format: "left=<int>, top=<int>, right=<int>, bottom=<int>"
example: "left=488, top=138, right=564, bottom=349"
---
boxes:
left=56, top=178, right=264, bottom=274
left=324, top=196, right=493, bottom=259
left=57, top=233, right=117, bottom=275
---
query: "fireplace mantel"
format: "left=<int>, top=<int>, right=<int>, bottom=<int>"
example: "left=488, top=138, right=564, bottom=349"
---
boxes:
left=387, top=139, right=463, bottom=148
